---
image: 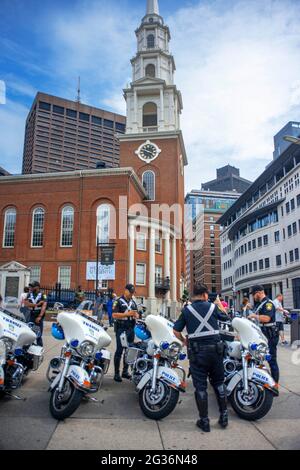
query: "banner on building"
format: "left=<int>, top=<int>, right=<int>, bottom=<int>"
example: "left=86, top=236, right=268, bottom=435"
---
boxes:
left=86, top=262, right=116, bottom=281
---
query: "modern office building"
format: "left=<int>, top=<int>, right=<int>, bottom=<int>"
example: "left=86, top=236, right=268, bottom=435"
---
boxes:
left=0, top=167, right=10, bottom=177
left=219, top=141, right=300, bottom=309
left=185, top=190, right=240, bottom=293
left=22, top=92, right=126, bottom=174
left=202, top=165, right=252, bottom=194
left=273, top=121, right=300, bottom=160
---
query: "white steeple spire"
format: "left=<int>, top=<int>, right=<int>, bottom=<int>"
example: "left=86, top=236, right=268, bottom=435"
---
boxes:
left=147, top=0, right=159, bottom=15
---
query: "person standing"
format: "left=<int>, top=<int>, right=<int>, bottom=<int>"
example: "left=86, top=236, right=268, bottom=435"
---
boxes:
left=248, top=285, right=280, bottom=392
left=19, top=287, right=30, bottom=322
left=93, top=290, right=104, bottom=322
left=106, top=294, right=114, bottom=327
left=75, top=286, right=85, bottom=307
left=112, top=284, right=138, bottom=382
left=273, top=294, right=289, bottom=345
left=173, top=284, right=229, bottom=433
left=24, top=282, right=47, bottom=347
left=241, top=297, right=253, bottom=318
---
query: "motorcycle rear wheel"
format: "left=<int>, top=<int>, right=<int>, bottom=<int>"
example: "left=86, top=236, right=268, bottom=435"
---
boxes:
left=139, top=380, right=179, bottom=420
left=50, top=381, right=83, bottom=420
left=229, top=381, right=274, bottom=421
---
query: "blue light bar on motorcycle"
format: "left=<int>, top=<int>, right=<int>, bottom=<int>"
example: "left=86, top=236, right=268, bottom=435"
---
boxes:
left=95, top=352, right=103, bottom=360
left=250, top=343, right=258, bottom=351
left=14, top=348, right=24, bottom=357
left=265, top=354, right=272, bottom=361
left=161, top=342, right=170, bottom=350
left=179, top=353, right=186, bottom=361
left=70, top=339, right=79, bottom=348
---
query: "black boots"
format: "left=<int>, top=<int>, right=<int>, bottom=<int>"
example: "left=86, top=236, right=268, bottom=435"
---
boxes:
left=214, top=384, right=229, bottom=429
left=114, top=357, right=122, bottom=382
left=195, top=391, right=211, bottom=433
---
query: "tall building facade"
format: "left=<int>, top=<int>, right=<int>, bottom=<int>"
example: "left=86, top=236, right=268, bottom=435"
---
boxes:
left=273, top=121, right=300, bottom=160
left=22, top=93, right=126, bottom=174
left=0, top=0, right=186, bottom=317
left=219, top=141, right=300, bottom=309
left=185, top=190, right=240, bottom=293
left=202, top=165, right=252, bottom=193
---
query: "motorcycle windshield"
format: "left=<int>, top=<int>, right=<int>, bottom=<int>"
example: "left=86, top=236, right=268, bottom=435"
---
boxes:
left=0, top=310, right=36, bottom=348
left=57, top=311, right=111, bottom=348
left=145, top=315, right=182, bottom=348
left=232, top=317, right=268, bottom=349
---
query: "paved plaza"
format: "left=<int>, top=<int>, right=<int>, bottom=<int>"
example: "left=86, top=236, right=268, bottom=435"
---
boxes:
left=0, top=322, right=299, bottom=450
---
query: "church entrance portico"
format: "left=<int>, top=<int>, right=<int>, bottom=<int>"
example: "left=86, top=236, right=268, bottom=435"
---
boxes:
left=0, top=261, right=30, bottom=305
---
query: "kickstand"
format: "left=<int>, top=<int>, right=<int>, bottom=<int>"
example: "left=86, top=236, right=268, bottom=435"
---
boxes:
left=5, top=392, right=27, bottom=401
left=83, top=395, right=99, bottom=403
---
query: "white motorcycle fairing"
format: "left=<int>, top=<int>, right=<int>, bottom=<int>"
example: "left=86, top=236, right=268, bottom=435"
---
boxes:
left=226, top=366, right=276, bottom=395
left=232, top=317, right=268, bottom=349
left=57, top=311, right=111, bottom=349
left=0, top=310, right=36, bottom=348
left=50, top=365, right=90, bottom=391
left=136, top=366, right=182, bottom=391
left=145, top=315, right=182, bottom=348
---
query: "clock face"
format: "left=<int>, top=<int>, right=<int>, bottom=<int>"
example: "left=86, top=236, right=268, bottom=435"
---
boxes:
left=135, top=140, right=161, bottom=163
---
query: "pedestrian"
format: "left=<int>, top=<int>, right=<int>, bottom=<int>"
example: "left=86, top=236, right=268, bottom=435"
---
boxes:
left=112, top=284, right=138, bottom=382
left=273, top=293, right=289, bottom=345
left=75, top=286, right=85, bottom=307
left=248, top=285, right=280, bottom=393
left=106, top=294, right=114, bottom=327
left=24, top=282, right=48, bottom=347
left=173, top=283, right=229, bottom=433
left=241, top=297, right=253, bottom=318
left=19, top=286, right=30, bottom=322
left=93, top=290, right=104, bottom=322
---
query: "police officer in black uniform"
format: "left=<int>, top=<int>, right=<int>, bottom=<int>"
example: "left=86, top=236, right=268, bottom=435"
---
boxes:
left=248, top=285, right=280, bottom=392
left=173, top=284, right=229, bottom=433
left=24, top=282, right=48, bottom=347
left=112, top=284, right=138, bottom=383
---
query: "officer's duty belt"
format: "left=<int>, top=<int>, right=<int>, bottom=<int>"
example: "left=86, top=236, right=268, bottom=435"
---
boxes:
left=189, top=341, right=222, bottom=353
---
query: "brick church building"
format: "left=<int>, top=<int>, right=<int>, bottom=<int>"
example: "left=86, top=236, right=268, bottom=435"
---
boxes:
left=0, top=0, right=187, bottom=316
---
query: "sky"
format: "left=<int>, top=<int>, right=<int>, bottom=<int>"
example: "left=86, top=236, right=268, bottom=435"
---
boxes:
left=1, top=0, right=300, bottom=190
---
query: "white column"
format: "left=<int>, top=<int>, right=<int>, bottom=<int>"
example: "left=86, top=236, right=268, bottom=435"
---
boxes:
left=171, top=236, right=177, bottom=302
left=149, top=228, right=156, bottom=298
left=134, top=90, right=138, bottom=126
left=160, top=88, right=164, bottom=123
left=164, top=232, right=171, bottom=300
left=129, top=223, right=135, bottom=284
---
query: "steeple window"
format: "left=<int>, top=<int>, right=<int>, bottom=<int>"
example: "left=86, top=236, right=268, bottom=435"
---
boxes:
left=143, top=102, right=157, bottom=127
left=145, top=64, right=156, bottom=78
left=147, top=34, right=155, bottom=49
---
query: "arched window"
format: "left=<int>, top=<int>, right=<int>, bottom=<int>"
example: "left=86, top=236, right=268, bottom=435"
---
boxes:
left=96, top=204, right=111, bottom=244
left=3, top=208, right=16, bottom=248
left=145, top=64, right=155, bottom=78
left=61, top=206, right=74, bottom=247
left=31, top=207, right=45, bottom=247
left=142, top=171, right=156, bottom=201
left=143, top=102, right=157, bottom=127
left=147, top=34, right=155, bottom=49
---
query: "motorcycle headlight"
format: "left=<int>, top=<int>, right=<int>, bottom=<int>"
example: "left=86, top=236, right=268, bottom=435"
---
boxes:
left=2, top=337, right=14, bottom=354
left=167, top=342, right=182, bottom=359
left=79, top=341, right=96, bottom=358
left=0, top=339, right=6, bottom=365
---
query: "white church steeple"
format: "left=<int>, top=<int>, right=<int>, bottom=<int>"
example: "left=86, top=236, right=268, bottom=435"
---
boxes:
left=147, top=0, right=159, bottom=15
left=123, top=0, right=183, bottom=135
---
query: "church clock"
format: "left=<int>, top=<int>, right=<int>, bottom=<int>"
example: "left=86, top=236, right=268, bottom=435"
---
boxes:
left=135, top=140, right=161, bottom=164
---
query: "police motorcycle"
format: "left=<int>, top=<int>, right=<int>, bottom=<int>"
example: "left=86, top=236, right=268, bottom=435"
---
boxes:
left=47, top=309, right=111, bottom=420
left=0, top=308, right=44, bottom=399
left=120, top=314, right=187, bottom=420
left=220, top=317, right=278, bottom=421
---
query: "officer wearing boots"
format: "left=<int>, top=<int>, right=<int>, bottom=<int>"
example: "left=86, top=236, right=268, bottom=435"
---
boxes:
left=248, top=285, right=280, bottom=392
left=112, top=284, right=138, bottom=383
left=173, top=283, right=229, bottom=433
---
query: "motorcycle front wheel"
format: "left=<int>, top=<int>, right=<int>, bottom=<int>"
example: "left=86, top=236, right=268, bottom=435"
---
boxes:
left=139, top=379, right=179, bottom=420
left=50, top=381, right=83, bottom=420
left=229, top=380, right=274, bottom=421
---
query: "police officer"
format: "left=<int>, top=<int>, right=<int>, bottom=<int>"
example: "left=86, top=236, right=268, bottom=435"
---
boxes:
left=24, top=282, right=48, bottom=347
left=248, top=285, right=280, bottom=392
left=173, top=283, right=229, bottom=433
left=112, top=284, right=138, bottom=383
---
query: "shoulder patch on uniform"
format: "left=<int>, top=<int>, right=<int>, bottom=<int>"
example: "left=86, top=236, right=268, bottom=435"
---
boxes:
left=266, top=303, right=273, bottom=311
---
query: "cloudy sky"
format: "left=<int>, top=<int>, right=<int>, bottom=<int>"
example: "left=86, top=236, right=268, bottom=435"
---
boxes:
left=1, top=0, right=300, bottom=190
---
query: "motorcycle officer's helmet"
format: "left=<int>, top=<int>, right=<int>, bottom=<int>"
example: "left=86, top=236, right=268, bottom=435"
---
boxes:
left=51, top=323, right=65, bottom=340
left=134, top=324, right=151, bottom=341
